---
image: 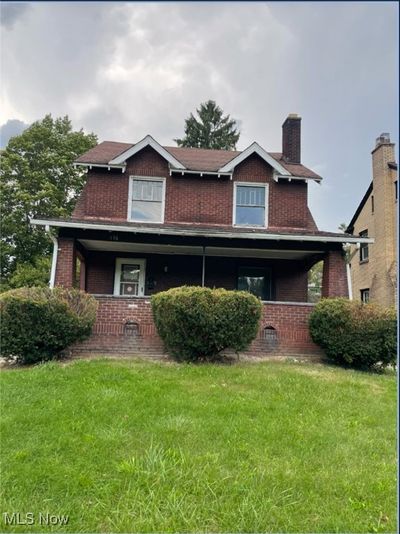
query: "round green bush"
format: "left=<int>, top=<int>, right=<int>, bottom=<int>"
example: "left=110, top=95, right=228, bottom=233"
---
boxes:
left=0, top=287, right=98, bottom=364
left=309, top=298, right=397, bottom=370
left=151, top=286, right=262, bottom=361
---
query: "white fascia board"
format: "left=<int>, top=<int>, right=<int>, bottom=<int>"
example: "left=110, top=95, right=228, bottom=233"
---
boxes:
left=274, top=174, right=322, bottom=183
left=30, top=218, right=375, bottom=245
left=73, top=162, right=126, bottom=172
left=218, top=142, right=291, bottom=175
left=169, top=168, right=232, bottom=178
left=109, top=134, right=186, bottom=169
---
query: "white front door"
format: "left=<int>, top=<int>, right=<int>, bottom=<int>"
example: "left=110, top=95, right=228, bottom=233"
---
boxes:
left=114, top=258, right=146, bottom=296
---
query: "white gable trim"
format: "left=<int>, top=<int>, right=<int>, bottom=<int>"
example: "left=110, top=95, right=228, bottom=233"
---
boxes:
left=109, top=134, right=186, bottom=169
left=218, top=141, right=291, bottom=175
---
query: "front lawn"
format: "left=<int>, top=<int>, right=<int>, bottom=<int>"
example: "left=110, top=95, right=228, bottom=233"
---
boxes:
left=0, top=359, right=396, bottom=532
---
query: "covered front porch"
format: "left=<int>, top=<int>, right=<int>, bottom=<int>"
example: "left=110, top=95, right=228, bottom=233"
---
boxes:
left=51, top=222, right=349, bottom=301
left=32, top=218, right=356, bottom=357
left=42, top=223, right=354, bottom=356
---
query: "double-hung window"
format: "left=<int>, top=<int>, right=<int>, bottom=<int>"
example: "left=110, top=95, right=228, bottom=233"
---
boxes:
left=129, top=177, right=165, bottom=223
left=234, top=183, right=268, bottom=227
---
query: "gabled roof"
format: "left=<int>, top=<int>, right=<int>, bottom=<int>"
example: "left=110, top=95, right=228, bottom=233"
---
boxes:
left=346, top=182, right=373, bottom=234
left=75, top=139, right=322, bottom=180
left=218, top=141, right=290, bottom=175
left=108, top=135, right=185, bottom=169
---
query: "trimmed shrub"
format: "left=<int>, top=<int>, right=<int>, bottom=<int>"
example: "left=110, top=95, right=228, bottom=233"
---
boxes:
left=0, top=287, right=98, bottom=364
left=309, top=298, right=397, bottom=370
left=151, top=286, right=262, bottom=361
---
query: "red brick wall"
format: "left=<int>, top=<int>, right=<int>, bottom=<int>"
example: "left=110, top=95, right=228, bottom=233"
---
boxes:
left=248, top=301, right=321, bottom=356
left=73, top=148, right=312, bottom=229
left=321, top=250, right=349, bottom=298
left=54, top=238, right=76, bottom=287
left=72, top=297, right=322, bottom=358
left=73, top=171, right=129, bottom=220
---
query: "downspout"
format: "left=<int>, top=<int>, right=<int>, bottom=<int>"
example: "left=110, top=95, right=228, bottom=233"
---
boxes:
left=344, top=243, right=352, bottom=300
left=346, top=263, right=353, bottom=300
left=46, top=225, right=58, bottom=289
left=201, top=246, right=206, bottom=287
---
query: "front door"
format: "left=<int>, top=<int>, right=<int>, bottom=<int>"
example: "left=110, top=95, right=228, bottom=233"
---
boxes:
left=114, top=258, right=146, bottom=297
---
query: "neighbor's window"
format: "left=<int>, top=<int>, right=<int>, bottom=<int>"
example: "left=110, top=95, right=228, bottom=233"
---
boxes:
left=395, top=181, right=398, bottom=202
left=371, top=195, right=374, bottom=213
left=237, top=267, right=272, bottom=300
left=130, top=177, right=165, bottom=222
left=234, top=184, right=267, bottom=227
left=359, top=230, right=369, bottom=262
left=360, top=288, right=370, bottom=303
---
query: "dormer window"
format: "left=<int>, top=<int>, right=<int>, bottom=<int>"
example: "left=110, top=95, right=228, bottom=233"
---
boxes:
left=129, top=176, right=165, bottom=223
left=233, top=182, right=268, bottom=227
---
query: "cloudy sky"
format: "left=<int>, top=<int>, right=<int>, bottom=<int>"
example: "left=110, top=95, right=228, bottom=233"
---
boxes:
left=1, top=1, right=398, bottom=231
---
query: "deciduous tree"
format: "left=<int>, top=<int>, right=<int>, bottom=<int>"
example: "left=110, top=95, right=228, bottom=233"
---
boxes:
left=0, top=115, right=97, bottom=289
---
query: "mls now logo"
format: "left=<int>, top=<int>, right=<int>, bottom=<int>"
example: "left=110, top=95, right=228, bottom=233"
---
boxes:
left=2, top=512, right=69, bottom=526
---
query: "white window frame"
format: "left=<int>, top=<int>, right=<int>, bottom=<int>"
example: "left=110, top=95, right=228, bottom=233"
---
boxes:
left=128, top=175, right=166, bottom=223
left=113, top=258, right=146, bottom=297
left=233, top=182, right=269, bottom=228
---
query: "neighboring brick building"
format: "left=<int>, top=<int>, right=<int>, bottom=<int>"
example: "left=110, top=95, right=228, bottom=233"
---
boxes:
left=32, top=114, right=369, bottom=357
left=347, top=134, right=398, bottom=308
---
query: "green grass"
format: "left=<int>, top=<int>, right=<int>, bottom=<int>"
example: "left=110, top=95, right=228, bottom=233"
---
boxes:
left=0, top=358, right=397, bottom=533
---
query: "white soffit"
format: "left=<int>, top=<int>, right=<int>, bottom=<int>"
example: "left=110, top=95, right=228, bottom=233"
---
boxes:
left=218, top=142, right=291, bottom=175
left=109, top=134, right=186, bottom=169
left=78, top=239, right=322, bottom=259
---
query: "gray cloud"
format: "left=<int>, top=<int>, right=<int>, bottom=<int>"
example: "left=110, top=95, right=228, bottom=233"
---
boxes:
left=0, top=119, right=29, bottom=147
left=0, top=2, right=31, bottom=28
left=1, top=1, right=398, bottom=230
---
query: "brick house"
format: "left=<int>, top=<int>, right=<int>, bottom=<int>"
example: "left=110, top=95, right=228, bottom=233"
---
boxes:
left=31, top=114, right=370, bottom=357
left=346, top=134, right=397, bottom=307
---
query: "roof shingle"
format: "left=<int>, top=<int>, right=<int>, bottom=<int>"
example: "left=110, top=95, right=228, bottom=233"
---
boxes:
left=75, top=141, right=321, bottom=180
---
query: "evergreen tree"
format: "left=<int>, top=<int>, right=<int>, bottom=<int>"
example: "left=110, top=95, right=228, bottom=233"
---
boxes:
left=175, top=100, right=240, bottom=150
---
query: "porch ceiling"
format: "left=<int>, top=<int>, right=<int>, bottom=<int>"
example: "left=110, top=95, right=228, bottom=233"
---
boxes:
left=78, top=239, right=324, bottom=260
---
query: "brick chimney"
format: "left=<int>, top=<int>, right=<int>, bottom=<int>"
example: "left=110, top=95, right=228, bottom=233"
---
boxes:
left=282, top=113, right=301, bottom=163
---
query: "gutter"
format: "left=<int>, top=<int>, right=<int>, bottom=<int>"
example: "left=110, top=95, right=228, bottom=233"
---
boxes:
left=31, top=218, right=374, bottom=245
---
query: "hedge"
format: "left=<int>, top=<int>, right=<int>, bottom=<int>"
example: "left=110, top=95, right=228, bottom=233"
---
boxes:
left=151, top=286, right=262, bottom=361
left=0, top=287, right=98, bottom=364
left=309, top=298, right=396, bottom=370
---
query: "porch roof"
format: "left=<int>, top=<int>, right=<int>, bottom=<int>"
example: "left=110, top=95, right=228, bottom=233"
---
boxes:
left=31, top=217, right=373, bottom=245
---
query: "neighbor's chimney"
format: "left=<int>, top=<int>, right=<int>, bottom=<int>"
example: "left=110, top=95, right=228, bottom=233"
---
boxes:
left=375, top=132, right=391, bottom=148
left=282, top=113, right=301, bottom=164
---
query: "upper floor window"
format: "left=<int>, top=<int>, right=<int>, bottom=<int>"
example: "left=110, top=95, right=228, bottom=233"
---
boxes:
left=359, top=230, right=369, bottom=262
left=234, top=183, right=268, bottom=227
left=129, top=176, right=165, bottom=223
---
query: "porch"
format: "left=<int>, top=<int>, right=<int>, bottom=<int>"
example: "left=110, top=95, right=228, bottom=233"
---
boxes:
left=31, top=218, right=357, bottom=357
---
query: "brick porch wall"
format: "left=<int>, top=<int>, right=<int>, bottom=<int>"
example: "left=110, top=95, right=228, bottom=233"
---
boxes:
left=72, top=296, right=322, bottom=358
